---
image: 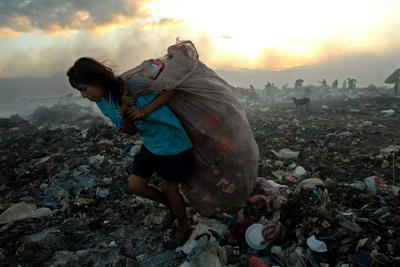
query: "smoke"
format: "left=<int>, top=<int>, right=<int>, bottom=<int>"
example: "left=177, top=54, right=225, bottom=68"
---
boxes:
left=0, top=18, right=197, bottom=78
left=215, top=49, right=400, bottom=90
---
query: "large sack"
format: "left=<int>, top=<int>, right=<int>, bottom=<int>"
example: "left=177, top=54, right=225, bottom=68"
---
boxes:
left=120, top=41, right=259, bottom=217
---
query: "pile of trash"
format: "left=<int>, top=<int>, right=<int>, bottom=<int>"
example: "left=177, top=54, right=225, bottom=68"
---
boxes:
left=1, top=96, right=400, bottom=266
left=0, top=93, right=97, bottom=119
left=28, top=102, right=106, bottom=127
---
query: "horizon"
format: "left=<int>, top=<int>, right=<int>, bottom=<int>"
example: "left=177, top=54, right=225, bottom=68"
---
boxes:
left=0, top=66, right=396, bottom=106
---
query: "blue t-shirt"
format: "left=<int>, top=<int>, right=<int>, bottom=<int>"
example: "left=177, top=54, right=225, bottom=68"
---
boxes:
left=134, top=94, right=192, bottom=155
left=96, top=94, right=123, bottom=131
left=96, top=93, right=192, bottom=156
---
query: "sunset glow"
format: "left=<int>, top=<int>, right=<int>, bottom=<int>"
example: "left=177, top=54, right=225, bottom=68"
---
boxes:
left=0, top=0, right=399, bottom=87
left=142, top=0, right=388, bottom=71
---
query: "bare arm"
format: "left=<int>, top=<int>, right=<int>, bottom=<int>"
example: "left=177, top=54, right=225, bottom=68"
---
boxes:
left=120, top=114, right=137, bottom=135
left=119, top=90, right=138, bottom=135
left=142, top=90, right=175, bottom=116
left=126, top=90, right=175, bottom=120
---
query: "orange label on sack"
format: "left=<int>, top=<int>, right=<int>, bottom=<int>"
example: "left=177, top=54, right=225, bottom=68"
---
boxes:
left=217, top=136, right=238, bottom=152
left=200, top=114, right=220, bottom=130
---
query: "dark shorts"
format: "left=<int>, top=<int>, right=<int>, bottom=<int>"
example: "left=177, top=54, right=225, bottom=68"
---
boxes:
left=131, top=145, right=193, bottom=182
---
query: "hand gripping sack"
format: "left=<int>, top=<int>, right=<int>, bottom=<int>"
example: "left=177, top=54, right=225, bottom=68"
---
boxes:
left=121, top=41, right=259, bottom=217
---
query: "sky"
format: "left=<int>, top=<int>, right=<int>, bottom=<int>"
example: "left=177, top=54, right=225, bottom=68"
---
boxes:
left=0, top=0, right=400, bottom=103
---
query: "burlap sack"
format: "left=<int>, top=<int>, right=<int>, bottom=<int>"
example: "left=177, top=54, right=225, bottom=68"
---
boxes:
left=120, top=41, right=259, bottom=217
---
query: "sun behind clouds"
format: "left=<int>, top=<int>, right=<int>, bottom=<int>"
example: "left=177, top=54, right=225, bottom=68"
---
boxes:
left=177, top=0, right=383, bottom=71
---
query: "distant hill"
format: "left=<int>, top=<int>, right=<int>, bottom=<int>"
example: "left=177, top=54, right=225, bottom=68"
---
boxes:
left=0, top=72, right=72, bottom=105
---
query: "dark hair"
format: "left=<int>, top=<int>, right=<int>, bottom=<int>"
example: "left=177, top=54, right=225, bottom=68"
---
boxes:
left=66, top=57, right=124, bottom=105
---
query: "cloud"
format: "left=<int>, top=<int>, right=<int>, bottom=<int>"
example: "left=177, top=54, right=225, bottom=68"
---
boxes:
left=256, top=48, right=309, bottom=71
left=138, top=18, right=185, bottom=30
left=226, top=36, right=400, bottom=74
left=0, top=0, right=150, bottom=37
left=0, top=27, right=19, bottom=39
left=0, top=20, right=194, bottom=78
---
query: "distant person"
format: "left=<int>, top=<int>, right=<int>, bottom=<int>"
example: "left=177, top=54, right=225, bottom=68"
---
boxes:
left=67, top=57, right=193, bottom=249
left=263, top=82, right=272, bottom=95
left=332, top=79, right=338, bottom=89
left=270, top=82, right=280, bottom=96
left=348, top=78, right=357, bottom=91
left=342, top=79, right=347, bottom=90
left=319, top=78, right=328, bottom=88
left=295, top=79, right=304, bottom=89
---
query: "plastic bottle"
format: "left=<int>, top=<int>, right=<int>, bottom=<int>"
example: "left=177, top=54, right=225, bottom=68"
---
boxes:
left=149, top=59, right=165, bottom=80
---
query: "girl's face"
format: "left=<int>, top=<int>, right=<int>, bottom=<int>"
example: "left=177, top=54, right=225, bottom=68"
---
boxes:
left=76, top=83, right=104, bottom=102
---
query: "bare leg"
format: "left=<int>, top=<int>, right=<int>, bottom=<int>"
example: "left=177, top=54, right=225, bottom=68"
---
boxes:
left=161, top=179, right=191, bottom=239
left=127, top=175, right=169, bottom=206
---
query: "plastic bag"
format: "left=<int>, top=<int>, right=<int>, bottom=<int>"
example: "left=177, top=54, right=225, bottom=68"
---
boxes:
left=120, top=41, right=259, bottom=217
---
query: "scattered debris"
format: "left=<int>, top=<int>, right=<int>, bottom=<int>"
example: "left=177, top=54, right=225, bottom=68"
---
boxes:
left=1, top=90, right=400, bottom=266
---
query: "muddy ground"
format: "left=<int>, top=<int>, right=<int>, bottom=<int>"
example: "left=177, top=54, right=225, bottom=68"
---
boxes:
left=0, top=92, right=400, bottom=266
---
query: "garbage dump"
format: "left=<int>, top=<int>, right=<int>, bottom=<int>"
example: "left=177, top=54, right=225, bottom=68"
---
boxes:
left=1, top=86, right=400, bottom=266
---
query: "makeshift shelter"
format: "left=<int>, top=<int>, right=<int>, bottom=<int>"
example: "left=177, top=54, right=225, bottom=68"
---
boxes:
left=384, top=68, right=400, bottom=84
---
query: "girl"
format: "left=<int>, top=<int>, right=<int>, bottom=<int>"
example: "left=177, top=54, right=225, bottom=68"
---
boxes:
left=67, top=57, right=193, bottom=249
